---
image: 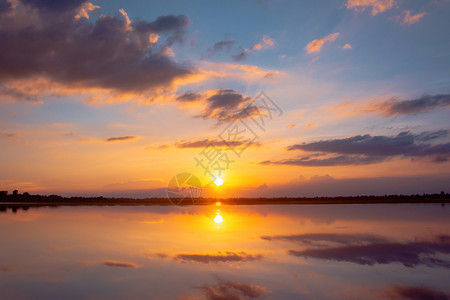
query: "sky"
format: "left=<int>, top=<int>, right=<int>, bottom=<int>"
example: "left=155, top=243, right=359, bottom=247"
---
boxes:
left=0, top=0, right=449, bottom=197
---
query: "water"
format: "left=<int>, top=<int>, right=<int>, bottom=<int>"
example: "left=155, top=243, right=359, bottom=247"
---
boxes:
left=1, top=204, right=449, bottom=299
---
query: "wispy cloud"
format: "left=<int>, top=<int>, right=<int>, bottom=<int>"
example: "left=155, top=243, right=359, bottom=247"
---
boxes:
left=345, top=0, right=396, bottom=16
left=202, top=39, right=235, bottom=59
left=233, top=35, right=275, bottom=61
left=397, top=10, right=427, bottom=26
left=305, top=33, right=340, bottom=54
left=331, top=93, right=450, bottom=117
left=175, top=138, right=262, bottom=149
left=381, top=94, right=450, bottom=115
left=102, top=261, right=139, bottom=268
left=106, top=136, right=138, bottom=142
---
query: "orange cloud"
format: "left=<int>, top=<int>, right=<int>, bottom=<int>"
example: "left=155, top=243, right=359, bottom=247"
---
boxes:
left=233, top=35, right=275, bottom=61
left=250, top=43, right=262, bottom=50
left=398, top=10, right=427, bottom=25
left=262, top=35, right=275, bottom=48
left=346, top=0, right=395, bottom=16
left=305, top=33, right=340, bottom=54
left=343, top=43, right=352, bottom=49
left=310, top=56, right=320, bottom=64
left=75, top=2, right=99, bottom=19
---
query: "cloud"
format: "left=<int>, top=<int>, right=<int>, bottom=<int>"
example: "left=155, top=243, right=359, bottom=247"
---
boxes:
left=233, top=35, right=275, bottom=61
left=201, top=89, right=253, bottom=119
left=202, top=39, right=235, bottom=59
left=103, top=179, right=164, bottom=190
left=380, top=94, right=450, bottom=115
left=261, top=154, right=387, bottom=166
left=199, top=61, right=284, bottom=83
left=75, top=2, right=99, bottom=19
left=331, top=93, right=450, bottom=118
left=0, top=132, right=17, bottom=138
left=198, top=280, right=269, bottom=300
left=0, top=0, right=12, bottom=13
left=0, top=85, right=43, bottom=103
left=175, top=251, right=263, bottom=264
left=381, top=285, right=449, bottom=300
left=342, top=43, right=352, bottom=49
left=345, top=0, right=395, bottom=16
left=105, top=136, right=137, bottom=142
left=305, top=33, right=340, bottom=54
left=175, top=138, right=262, bottom=149
left=287, top=234, right=450, bottom=268
left=0, top=0, right=195, bottom=102
left=102, top=261, right=138, bottom=268
left=181, top=88, right=263, bottom=123
left=175, top=91, right=204, bottom=102
left=262, top=131, right=450, bottom=166
left=397, top=10, right=427, bottom=26
left=287, top=131, right=447, bottom=155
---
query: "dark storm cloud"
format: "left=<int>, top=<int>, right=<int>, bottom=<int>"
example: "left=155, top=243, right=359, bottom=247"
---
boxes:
left=381, top=94, right=450, bottom=115
left=199, top=280, right=268, bottom=300
left=260, top=233, right=389, bottom=246
left=102, top=261, right=138, bottom=268
left=287, top=234, right=450, bottom=269
left=175, top=138, right=261, bottom=149
left=106, top=136, right=137, bottom=142
left=262, top=131, right=450, bottom=166
left=175, top=251, right=263, bottom=264
left=382, top=285, right=449, bottom=300
left=202, top=39, right=235, bottom=59
left=0, top=0, right=192, bottom=97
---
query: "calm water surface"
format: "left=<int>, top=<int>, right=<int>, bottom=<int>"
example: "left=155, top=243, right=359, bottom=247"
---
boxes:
left=1, top=204, right=449, bottom=299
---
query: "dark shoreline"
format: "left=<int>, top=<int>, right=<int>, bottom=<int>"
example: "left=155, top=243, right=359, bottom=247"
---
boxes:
left=1, top=192, right=450, bottom=209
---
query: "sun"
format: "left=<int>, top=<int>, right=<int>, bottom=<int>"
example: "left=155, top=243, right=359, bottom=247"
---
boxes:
left=214, top=214, right=224, bottom=224
left=213, top=177, right=224, bottom=186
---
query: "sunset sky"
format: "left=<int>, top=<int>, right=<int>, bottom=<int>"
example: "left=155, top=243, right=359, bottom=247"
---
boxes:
left=0, top=0, right=449, bottom=197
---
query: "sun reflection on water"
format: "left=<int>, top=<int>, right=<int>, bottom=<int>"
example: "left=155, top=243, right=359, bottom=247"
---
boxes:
left=214, top=214, right=224, bottom=224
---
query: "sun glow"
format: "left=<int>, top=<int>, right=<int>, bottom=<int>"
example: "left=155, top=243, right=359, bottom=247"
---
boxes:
left=214, top=214, right=224, bottom=224
left=213, top=177, right=224, bottom=186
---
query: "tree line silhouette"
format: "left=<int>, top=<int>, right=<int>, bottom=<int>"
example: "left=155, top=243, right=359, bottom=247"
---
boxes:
left=0, top=189, right=449, bottom=214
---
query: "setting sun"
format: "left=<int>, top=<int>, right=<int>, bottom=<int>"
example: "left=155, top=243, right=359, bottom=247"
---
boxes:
left=213, top=178, right=224, bottom=186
